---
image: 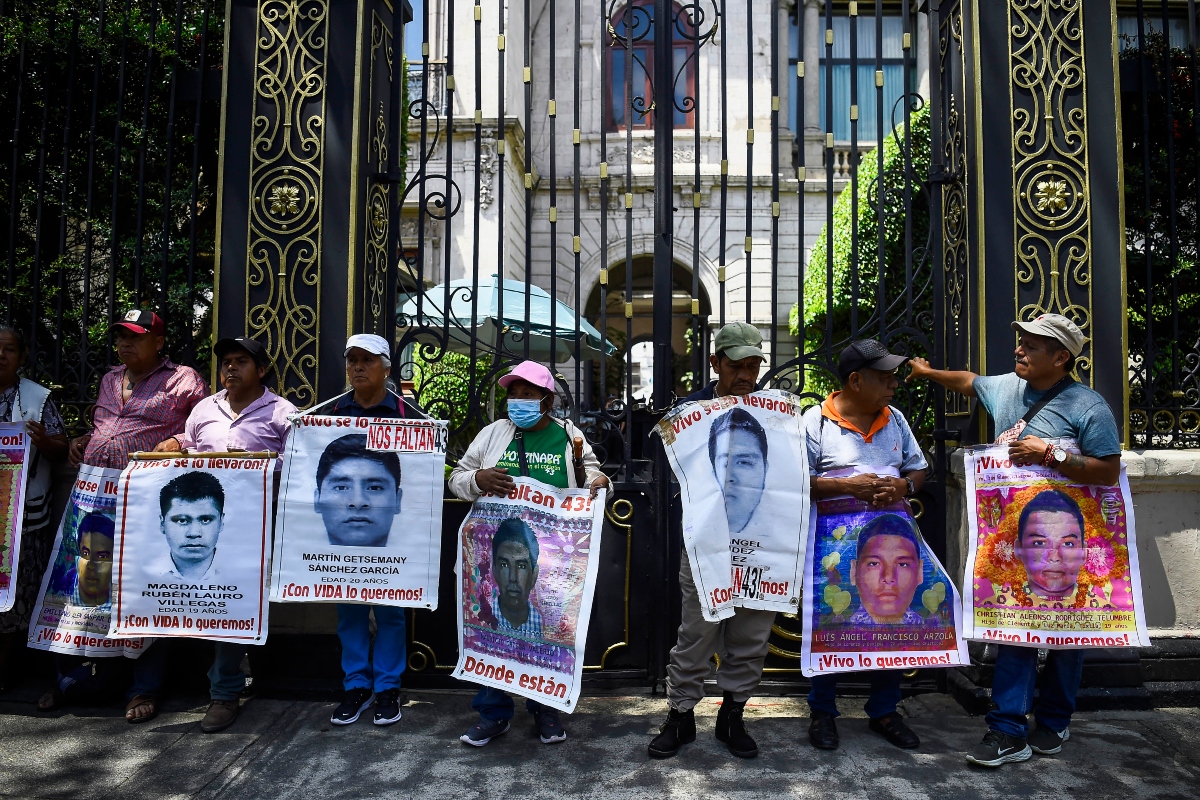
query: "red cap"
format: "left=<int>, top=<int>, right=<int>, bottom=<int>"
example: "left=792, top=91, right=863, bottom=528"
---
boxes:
left=110, top=309, right=165, bottom=336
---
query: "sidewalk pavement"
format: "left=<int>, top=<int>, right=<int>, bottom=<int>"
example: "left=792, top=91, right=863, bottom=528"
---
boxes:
left=1, top=688, right=1198, bottom=800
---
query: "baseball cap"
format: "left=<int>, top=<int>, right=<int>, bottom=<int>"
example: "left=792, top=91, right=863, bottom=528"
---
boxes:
left=498, top=360, right=557, bottom=394
left=344, top=333, right=392, bottom=358
left=1011, top=313, right=1085, bottom=357
left=110, top=309, right=165, bottom=336
left=837, top=339, right=908, bottom=382
left=213, top=337, right=269, bottom=368
left=714, top=322, right=766, bottom=362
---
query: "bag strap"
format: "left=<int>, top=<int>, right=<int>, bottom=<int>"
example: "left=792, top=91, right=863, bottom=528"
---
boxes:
left=1020, top=375, right=1073, bottom=428
left=514, top=430, right=530, bottom=478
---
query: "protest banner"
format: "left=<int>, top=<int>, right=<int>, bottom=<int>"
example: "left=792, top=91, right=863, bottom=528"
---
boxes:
left=964, top=442, right=1150, bottom=649
left=655, top=390, right=809, bottom=621
left=108, top=454, right=273, bottom=643
left=28, top=465, right=148, bottom=657
left=0, top=422, right=30, bottom=613
left=270, top=415, right=446, bottom=607
left=800, top=495, right=968, bottom=676
left=453, top=478, right=605, bottom=713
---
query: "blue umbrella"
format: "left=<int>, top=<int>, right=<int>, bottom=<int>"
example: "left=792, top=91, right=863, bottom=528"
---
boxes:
left=398, top=276, right=617, bottom=363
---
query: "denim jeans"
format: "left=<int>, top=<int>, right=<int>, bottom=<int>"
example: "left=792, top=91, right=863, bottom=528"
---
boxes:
left=337, top=604, right=407, bottom=692
left=471, top=686, right=545, bottom=722
left=807, top=671, right=903, bottom=719
left=209, top=642, right=250, bottom=701
left=985, top=644, right=1085, bottom=738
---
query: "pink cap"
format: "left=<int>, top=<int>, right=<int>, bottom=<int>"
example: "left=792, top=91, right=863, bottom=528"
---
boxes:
left=498, top=360, right=556, bottom=393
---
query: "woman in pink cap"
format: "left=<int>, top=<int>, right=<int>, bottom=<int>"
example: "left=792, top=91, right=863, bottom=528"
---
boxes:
left=448, top=359, right=610, bottom=748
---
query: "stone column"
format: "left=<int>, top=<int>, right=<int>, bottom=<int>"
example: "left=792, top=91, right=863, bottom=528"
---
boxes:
left=802, top=0, right=823, bottom=172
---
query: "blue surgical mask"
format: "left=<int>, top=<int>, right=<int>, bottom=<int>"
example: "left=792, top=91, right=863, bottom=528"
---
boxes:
left=507, top=398, right=545, bottom=430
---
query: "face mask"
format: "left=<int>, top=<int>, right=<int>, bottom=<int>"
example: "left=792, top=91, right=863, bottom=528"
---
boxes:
left=507, top=398, right=545, bottom=430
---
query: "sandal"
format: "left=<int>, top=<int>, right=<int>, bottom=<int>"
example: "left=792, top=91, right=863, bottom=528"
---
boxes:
left=37, top=687, right=66, bottom=712
left=125, top=694, right=158, bottom=724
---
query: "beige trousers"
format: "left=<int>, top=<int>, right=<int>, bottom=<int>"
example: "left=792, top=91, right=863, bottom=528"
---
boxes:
left=665, top=550, right=778, bottom=711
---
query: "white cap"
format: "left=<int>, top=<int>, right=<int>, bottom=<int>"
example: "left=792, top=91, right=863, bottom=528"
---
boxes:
left=344, top=333, right=392, bottom=359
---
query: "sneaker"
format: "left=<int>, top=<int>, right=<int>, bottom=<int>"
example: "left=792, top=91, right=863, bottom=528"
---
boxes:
left=330, top=688, right=374, bottom=726
left=965, top=729, right=1033, bottom=767
left=533, top=707, right=567, bottom=744
left=1028, top=724, right=1070, bottom=755
left=373, top=689, right=403, bottom=726
left=460, top=717, right=510, bottom=746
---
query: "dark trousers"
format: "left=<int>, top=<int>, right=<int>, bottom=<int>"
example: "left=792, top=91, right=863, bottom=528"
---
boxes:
left=985, top=644, right=1085, bottom=738
left=807, top=670, right=903, bottom=719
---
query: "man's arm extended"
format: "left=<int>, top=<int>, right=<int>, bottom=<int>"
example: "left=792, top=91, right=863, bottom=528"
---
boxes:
left=906, top=357, right=978, bottom=397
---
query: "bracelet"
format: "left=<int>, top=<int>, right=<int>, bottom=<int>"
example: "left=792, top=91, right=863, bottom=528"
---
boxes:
left=1041, top=445, right=1056, bottom=467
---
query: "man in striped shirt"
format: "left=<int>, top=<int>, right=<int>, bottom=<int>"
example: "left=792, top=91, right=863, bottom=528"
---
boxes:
left=68, top=309, right=208, bottom=469
left=57, top=309, right=207, bottom=724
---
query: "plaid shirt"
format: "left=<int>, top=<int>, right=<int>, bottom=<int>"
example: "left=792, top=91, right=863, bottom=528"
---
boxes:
left=491, top=588, right=544, bottom=640
left=83, top=359, right=209, bottom=469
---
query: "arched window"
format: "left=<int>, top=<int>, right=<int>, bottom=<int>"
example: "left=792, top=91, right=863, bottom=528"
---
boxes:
left=606, top=1, right=697, bottom=131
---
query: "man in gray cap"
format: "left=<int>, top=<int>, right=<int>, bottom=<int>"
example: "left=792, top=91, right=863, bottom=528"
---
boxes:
left=907, top=313, right=1120, bottom=768
left=648, top=321, right=775, bottom=761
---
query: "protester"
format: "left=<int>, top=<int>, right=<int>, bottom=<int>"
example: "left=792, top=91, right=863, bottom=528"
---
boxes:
left=648, top=321, right=778, bottom=760
left=0, top=325, right=69, bottom=690
left=908, top=313, right=1121, bottom=767
left=39, top=309, right=207, bottom=723
left=152, top=337, right=296, bottom=733
left=448, top=359, right=609, bottom=747
left=307, top=334, right=419, bottom=728
left=802, top=339, right=928, bottom=751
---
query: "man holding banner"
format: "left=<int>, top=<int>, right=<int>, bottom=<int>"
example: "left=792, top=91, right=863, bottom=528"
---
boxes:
left=37, top=309, right=206, bottom=724
left=801, top=340, right=943, bottom=752
left=449, top=360, right=609, bottom=748
left=152, top=336, right=296, bottom=733
left=909, top=313, right=1124, bottom=767
left=649, top=322, right=806, bottom=761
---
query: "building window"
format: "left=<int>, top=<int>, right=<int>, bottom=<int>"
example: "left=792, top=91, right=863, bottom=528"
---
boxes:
left=607, top=0, right=697, bottom=131
left=1117, top=15, right=1190, bottom=51
left=788, top=14, right=910, bottom=143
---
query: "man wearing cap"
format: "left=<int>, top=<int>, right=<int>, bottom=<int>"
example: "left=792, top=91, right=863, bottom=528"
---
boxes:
left=648, top=321, right=778, bottom=761
left=153, top=336, right=297, bottom=733
left=449, top=359, right=609, bottom=748
left=62, top=309, right=207, bottom=725
left=802, top=339, right=928, bottom=752
left=907, top=313, right=1121, bottom=767
left=306, top=333, right=420, bottom=729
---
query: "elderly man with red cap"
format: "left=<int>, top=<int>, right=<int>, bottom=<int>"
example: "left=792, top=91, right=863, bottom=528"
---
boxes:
left=448, top=360, right=610, bottom=748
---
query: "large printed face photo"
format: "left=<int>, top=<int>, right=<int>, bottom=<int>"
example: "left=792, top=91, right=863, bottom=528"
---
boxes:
left=159, top=471, right=225, bottom=580
left=708, top=408, right=768, bottom=534
left=76, top=513, right=115, bottom=607
left=850, top=514, right=924, bottom=625
left=313, top=434, right=403, bottom=547
left=1015, top=489, right=1086, bottom=599
left=491, top=517, right=542, bottom=638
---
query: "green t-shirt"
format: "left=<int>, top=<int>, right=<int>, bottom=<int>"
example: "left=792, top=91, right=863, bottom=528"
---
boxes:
left=494, top=423, right=571, bottom=488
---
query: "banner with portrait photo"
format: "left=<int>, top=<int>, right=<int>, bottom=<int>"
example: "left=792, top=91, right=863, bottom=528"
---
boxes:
left=453, top=478, right=605, bottom=713
left=28, top=465, right=148, bottom=657
left=800, top=496, right=968, bottom=676
left=0, top=422, right=30, bottom=613
left=108, top=455, right=273, bottom=643
left=656, top=391, right=810, bottom=621
left=964, top=442, right=1150, bottom=649
left=270, top=415, right=446, bottom=608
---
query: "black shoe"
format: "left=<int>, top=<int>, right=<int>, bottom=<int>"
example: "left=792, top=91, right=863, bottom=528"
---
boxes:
left=808, top=713, right=839, bottom=750
left=714, top=693, right=758, bottom=758
left=648, top=707, right=696, bottom=759
left=532, top=707, right=567, bottom=743
left=868, top=712, right=920, bottom=749
left=965, top=729, right=1033, bottom=767
left=372, top=689, right=403, bottom=726
left=330, top=688, right=374, bottom=726
left=1028, top=724, right=1070, bottom=755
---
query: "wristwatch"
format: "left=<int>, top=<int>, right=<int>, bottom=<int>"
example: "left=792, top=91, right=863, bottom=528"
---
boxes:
left=1051, top=445, right=1068, bottom=465
left=903, top=476, right=916, bottom=497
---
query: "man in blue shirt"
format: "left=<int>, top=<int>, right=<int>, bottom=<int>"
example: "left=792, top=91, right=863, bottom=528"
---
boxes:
left=908, top=313, right=1121, bottom=767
